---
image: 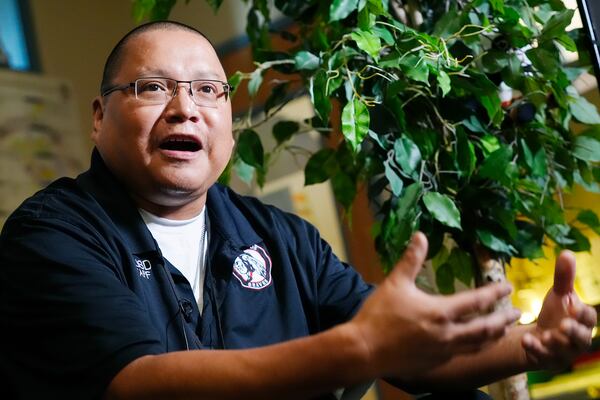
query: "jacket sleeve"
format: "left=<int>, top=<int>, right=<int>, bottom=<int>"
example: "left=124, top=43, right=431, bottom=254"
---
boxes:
left=312, top=230, right=374, bottom=331
left=278, top=211, right=374, bottom=332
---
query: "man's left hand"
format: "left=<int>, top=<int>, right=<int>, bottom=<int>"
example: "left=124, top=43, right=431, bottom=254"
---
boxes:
left=522, top=250, right=597, bottom=370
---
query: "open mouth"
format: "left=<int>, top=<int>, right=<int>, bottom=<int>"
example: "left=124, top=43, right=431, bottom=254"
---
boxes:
left=159, top=136, right=202, bottom=152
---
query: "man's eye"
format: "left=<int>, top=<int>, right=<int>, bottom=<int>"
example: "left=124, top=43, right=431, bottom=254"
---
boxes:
left=196, top=83, right=217, bottom=94
left=140, top=82, right=167, bottom=92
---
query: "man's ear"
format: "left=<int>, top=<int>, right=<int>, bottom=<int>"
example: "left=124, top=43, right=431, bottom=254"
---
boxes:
left=91, top=96, right=104, bottom=143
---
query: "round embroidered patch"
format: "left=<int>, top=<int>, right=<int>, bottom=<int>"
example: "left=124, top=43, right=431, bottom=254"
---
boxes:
left=232, top=244, right=272, bottom=290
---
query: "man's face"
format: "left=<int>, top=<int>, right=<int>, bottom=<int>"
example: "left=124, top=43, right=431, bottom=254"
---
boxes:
left=92, top=29, right=234, bottom=219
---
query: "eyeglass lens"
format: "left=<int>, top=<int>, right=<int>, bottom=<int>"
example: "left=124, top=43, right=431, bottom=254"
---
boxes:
left=135, top=78, right=226, bottom=106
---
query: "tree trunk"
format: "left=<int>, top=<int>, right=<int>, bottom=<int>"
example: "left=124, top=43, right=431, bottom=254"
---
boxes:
left=474, top=246, right=530, bottom=400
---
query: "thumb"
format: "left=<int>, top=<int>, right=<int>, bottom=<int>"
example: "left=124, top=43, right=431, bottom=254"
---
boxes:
left=553, top=250, right=576, bottom=296
left=389, top=232, right=428, bottom=284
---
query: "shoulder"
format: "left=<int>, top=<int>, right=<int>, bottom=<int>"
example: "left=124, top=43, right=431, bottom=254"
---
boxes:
left=209, top=183, right=321, bottom=244
left=4, top=177, right=96, bottom=226
left=1, top=177, right=117, bottom=258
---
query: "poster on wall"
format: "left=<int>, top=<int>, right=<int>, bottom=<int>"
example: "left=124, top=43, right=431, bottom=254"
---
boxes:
left=0, top=70, right=85, bottom=227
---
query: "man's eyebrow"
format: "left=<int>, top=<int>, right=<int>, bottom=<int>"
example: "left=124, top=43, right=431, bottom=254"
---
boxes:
left=137, top=68, right=224, bottom=80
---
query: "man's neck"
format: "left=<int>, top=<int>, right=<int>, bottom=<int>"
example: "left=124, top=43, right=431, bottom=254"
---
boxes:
left=133, top=193, right=207, bottom=220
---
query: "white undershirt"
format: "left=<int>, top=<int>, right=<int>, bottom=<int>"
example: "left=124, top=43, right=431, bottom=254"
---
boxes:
left=139, top=207, right=208, bottom=312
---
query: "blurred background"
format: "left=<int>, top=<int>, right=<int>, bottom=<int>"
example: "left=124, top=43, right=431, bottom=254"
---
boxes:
left=0, top=0, right=598, bottom=398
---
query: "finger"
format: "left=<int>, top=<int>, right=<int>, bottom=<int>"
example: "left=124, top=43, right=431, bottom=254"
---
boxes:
left=388, top=232, right=428, bottom=283
left=553, top=250, right=576, bottom=296
left=449, top=307, right=521, bottom=346
left=561, top=319, right=593, bottom=350
left=576, top=304, right=598, bottom=328
left=444, top=283, right=513, bottom=320
left=541, top=330, right=574, bottom=366
left=522, top=333, right=551, bottom=360
left=541, top=329, right=570, bottom=350
left=568, top=299, right=598, bottom=329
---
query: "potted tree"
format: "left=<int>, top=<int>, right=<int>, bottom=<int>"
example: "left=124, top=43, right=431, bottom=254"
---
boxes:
left=135, top=0, right=600, bottom=398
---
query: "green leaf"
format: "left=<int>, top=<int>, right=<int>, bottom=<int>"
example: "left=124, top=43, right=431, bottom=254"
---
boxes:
left=569, top=94, right=600, bottom=124
left=234, top=158, right=255, bottom=185
left=305, top=148, right=336, bottom=185
left=577, top=210, right=600, bottom=235
left=398, top=182, right=422, bottom=220
left=394, top=136, right=422, bottom=178
left=341, top=98, right=370, bottom=152
left=366, top=0, right=388, bottom=15
left=556, top=33, right=577, bottom=52
left=384, top=159, right=403, bottom=196
left=463, top=116, right=488, bottom=134
left=433, top=7, right=461, bottom=38
left=294, top=51, right=320, bottom=70
left=309, top=70, right=332, bottom=123
left=502, top=54, right=524, bottom=89
left=329, top=0, right=360, bottom=22
left=376, top=182, right=422, bottom=272
left=422, top=192, right=462, bottom=230
left=228, top=71, right=244, bottom=98
left=573, top=136, right=600, bottom=162
left=149, top=0, right=176, bottom=20
left=247, top=69, right=264, bottom=97
left=480, top=93, right=503, bottom=126
left=264, top=82, right=289, bottom=116
left=205, top=0, right=224, bottom=13
left=575, top=170, right=600, bottom=193
left=547, top=224, right=576, bottom=246
left=431, top=246, right=450, bottom=270
left=521, top=139, right=534, bottom=170
left=436, top=263, right=455, bottom=294
left=132, top=0, right=156, bottom=22
left=492, top=208, right=518, bottom=240
left=437, top=71, right=451, bottom=97
left=482, top=50, right=510, bottom=74
left=476, top=230, right=516, bottom=255
left=565, top=227, right=591, bottom=252
left=331, top=172, right=356, bottom=209
left=237, top=129, right=264, bottom=168
left=490, top=0, right=504, bottom=13
left=514, top=221, right=545, bottom=259
left=401, top=55, right=429, bottom=84
left=273, top=121, right=299, bottom=145
left=385, top=95, right=407, bottom=131
left=539, top=9, right=574, bottom=43
left=372, top=25, right=394, bottom=45
left=532, top=148, right=548, bottom=177
left=456, top=129, right=476, bottom=178
left=527, top=47, right=560, bottom=78
left=479, top=146, right=514, bottom=186
left=480, top=135, right=500, bottom=155
left=448, top=248, right=474, bottom=287
left=350, top=29, right=382, bottom=59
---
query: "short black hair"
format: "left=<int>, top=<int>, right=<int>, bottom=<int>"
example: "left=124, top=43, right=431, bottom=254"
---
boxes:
left=99, top=20, right=214, bottom=94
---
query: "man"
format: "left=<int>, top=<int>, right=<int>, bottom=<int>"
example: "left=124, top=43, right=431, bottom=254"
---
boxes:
left=0, top=21, right=596, bottom=400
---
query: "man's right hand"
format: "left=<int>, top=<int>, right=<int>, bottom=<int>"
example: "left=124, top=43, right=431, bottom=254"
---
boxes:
left=350, top=232, right=521, bottom=380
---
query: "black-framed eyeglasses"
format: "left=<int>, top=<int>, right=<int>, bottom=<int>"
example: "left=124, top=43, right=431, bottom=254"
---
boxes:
left=101, top=77, right=232, bottom=108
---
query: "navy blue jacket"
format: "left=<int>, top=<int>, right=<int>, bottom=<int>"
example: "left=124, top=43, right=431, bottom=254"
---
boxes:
left=0, top=149, right=373, bottom=399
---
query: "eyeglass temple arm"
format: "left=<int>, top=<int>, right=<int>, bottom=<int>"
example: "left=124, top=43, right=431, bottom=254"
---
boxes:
left=101, top=82, right=135, bottom=97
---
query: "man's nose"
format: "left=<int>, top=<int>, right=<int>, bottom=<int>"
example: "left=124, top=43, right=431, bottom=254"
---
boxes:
left=164, top=83, right=200, bottom=122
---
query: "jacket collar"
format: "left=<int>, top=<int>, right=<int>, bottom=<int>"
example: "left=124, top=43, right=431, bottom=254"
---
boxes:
left=76, top=148, right=263, bottom=254
left=76, top=148, right=158, bottom=254
left=206, top=184, right=263, bottom=251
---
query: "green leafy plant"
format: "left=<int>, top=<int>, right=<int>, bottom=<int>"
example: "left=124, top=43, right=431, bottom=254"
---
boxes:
left=134, top=0, right=600, bottom=292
